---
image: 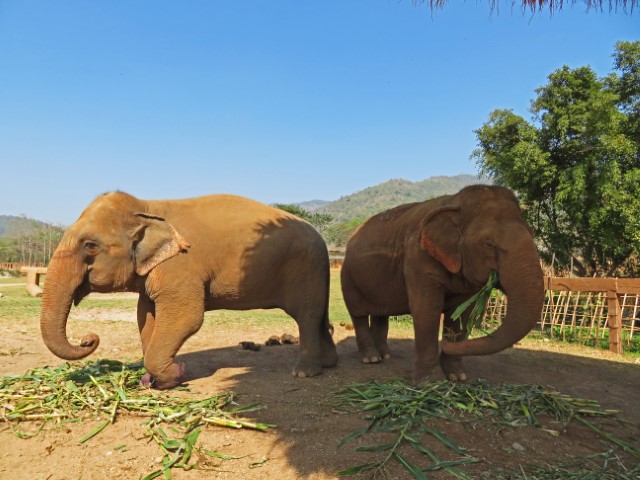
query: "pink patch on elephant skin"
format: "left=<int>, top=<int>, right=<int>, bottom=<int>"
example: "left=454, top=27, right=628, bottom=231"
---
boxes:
left=139, top=372, right=153, bottom=387
left=139, top=362, right=186, bottom=389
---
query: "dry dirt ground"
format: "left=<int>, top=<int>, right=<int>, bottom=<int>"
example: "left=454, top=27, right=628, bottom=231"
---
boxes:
left=1, top=290, right=639, bottom=479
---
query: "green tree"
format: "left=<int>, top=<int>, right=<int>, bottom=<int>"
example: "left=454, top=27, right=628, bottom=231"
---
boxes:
left=610, top=40, right=640, bottom=145
left=324, top=218, right=367, bottom=247
left=0, top=224, right=65, bottom=265
left=273, top=204, right=334, bottom=235
left=473, top=42, right=640, bottom=277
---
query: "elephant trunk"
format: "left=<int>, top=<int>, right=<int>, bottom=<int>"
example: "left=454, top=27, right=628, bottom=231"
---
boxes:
left=40, top=249, right=100, bottom=360
left=441, top=236, right=544, bottom=356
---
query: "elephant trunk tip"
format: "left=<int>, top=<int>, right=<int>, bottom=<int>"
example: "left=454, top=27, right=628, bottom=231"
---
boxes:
left=42, top=331, right=101, bottom=361
left=80, top=333, right=100, bottom=349
left=440, top=335, right=506, bottom=356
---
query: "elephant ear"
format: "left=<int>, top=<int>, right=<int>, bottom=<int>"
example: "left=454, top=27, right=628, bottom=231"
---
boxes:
left=418, top=205, right=462, bottom=274
left=132, top=213, right=191, bottom=276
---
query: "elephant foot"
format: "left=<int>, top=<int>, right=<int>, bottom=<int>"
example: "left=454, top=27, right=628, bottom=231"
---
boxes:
left=362, top=355, right=381, bottom=364
left=140, top=372, right=153, bottom=387
left=376, top=342, right=391, bottom=360
left=140, top=362, right=186, bottom=390
left=359, top=345, right=383, bottom=364
left=359, top=344, right=390, bottom=364
left=440, top=355, right=469, bottom=382
left=412, top=362, right=442, bottom=385
left=292, top=360, right=323, bottom=378
left=321, top=344, right=338, bottom=368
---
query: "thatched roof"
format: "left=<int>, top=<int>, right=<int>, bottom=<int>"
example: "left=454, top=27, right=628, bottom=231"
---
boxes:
left=421, top=0, right=637, bottom=13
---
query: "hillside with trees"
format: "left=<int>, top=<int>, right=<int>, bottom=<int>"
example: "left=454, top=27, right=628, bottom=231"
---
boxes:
left=0, top=215, right=46, bottom=237
left=316, top=174, right=487, bottom=223
left=0, top=215, right=64, bottom=266
left=281, top=174, right=489, bottom=246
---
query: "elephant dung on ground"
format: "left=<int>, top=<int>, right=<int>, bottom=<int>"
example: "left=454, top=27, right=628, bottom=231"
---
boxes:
left=39, top=192, right=337, bottom=389
left=341, top=185, right=544, bottom=384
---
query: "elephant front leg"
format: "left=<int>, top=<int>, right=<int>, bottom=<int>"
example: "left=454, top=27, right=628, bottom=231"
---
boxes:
left=137, top=294, right=156, bottom=356
left=141, top=299, right=204, bottom=390
left=410, top=295, right=445, bottom=385
left=439, top=304, right=470, bottom=382
left=137, top=295, right=157, bottom=387
left=351, top=315, right=382, bottom=363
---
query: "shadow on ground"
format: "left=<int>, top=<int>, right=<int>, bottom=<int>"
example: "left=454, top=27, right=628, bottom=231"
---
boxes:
left=174, top=333, right=640, bottom=479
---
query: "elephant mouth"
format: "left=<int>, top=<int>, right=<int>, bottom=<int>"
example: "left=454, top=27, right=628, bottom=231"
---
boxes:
left=73, top=281, right=92, bottom=306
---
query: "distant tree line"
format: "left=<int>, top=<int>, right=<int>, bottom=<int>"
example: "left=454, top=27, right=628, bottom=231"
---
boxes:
left=0, top=224, right=65, bottom=265
left=274, top=204, right=366, bottom=247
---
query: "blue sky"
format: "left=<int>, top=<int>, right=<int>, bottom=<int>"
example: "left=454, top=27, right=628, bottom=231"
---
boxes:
left=1, top=1, right=637, bottom=225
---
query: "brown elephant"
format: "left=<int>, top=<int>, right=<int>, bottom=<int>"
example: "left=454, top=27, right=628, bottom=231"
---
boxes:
left=340, top=185, right=544, bottom=384
left=40, top=192, right=337, bottom=389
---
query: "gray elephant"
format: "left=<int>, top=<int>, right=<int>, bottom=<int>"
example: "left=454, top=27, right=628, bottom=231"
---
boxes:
left=40, top=192, right=337, bottom=389
left=341, top=185, right=544, bottom=384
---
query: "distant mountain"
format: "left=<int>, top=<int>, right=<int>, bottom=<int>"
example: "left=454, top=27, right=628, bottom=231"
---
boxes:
left=317, top=174, right=490, bottom=222
left=0, top=215, right=47, bottom=237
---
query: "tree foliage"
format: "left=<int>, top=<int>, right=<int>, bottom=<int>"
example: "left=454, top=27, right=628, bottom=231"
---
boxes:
left=473, top=41, right=640, bottom=276
left=323, top=217, right=367, bottom=247
left=0, top=223, right=65, bottom=265
left=273, top=204, right=333, bottom=235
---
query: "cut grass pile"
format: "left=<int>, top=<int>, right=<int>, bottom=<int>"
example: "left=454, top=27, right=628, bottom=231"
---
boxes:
left=485, top=450, right=640, bottom=479
left=0, top=359, right=274, bottom=479
left=334, top=379, right=640, bottom=479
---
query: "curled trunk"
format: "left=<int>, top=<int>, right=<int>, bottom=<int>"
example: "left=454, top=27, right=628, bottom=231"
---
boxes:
left=441, top=239, right=544, bottom=356
left=40, top=251, right=100, bottom=360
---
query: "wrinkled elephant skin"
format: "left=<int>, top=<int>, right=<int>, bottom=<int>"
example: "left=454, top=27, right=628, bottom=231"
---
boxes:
left=40, top=192, right=337, bottom=389
left=341, top=185, right=544, bottom=384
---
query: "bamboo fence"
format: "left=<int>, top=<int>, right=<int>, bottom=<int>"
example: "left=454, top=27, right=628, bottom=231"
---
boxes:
left=483, top=277, right=640, bottom=354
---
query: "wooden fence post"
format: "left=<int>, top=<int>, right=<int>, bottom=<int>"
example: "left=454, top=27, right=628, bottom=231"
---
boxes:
left=19, top=266, right=48, bottom=297
left=607, top=289, right=623, bottom=354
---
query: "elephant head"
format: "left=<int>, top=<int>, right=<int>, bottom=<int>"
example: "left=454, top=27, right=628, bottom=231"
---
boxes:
left=419, top=185, right=544, bottom=356
left=40, top=192, right=190, bottom=360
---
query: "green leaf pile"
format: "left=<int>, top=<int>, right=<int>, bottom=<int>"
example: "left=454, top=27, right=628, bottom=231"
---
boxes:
left=0, top=359, right=274, bottom=479
left=334, top=379, right=640, bottom=479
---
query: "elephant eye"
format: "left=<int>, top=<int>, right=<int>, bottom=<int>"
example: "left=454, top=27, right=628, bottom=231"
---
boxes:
left=83, top=241, right=99, bottom=254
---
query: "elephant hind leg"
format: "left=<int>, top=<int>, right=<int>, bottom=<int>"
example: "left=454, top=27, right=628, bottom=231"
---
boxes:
left=371, top=315, right=391, bottom=360
left=290, top=308, right=337, bottom=378
left=352, top=315, right=382, bottom=364
left=320, top=314, right=338, bottom=368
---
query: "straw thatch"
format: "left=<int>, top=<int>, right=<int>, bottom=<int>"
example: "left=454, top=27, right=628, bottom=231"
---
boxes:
left=420, top=0, right=637, bottom=13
